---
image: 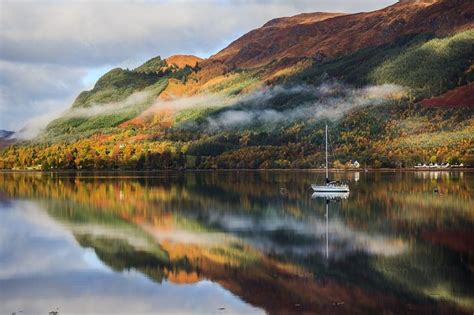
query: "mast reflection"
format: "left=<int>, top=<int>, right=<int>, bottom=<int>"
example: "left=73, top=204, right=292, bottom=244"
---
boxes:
left=312, top=192, right=349, bottom=260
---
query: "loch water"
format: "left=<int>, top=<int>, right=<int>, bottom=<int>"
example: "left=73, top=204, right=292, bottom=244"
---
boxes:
left=0, top=171, right=473, bottom=315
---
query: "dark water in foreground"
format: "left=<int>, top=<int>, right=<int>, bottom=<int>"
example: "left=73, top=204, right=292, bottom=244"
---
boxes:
left=0, top=171, right=473, bottom=315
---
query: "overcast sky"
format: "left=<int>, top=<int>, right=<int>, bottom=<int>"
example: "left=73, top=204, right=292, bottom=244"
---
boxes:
left=0, top=0, right=396, bottom=132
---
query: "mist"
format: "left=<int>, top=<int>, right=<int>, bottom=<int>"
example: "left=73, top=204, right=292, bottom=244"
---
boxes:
left=15, top=91, right=153, bottom=140
left=16, top=81, right=405, bottom=140
left=147, top=93, right=233, bottom=113
left=15, top=110, right=64, bottom=140
left=65, top=91, right=151, bottom=118
left=198, top=82, right=405, bottom=132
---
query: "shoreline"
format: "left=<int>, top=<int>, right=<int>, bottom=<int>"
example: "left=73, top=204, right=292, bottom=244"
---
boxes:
left=0, top=168, right=472, bottom=174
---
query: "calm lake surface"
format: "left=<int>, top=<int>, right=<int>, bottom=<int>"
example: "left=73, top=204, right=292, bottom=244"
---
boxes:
left=0, top=171, right=473, bottom=315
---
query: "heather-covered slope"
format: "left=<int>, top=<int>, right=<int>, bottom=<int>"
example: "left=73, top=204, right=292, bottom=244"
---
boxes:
left=421, top=83, right=474, bottom=107
left=210, top=0, right=473, bottom=69
left=0, top=0, right=473, bottom=170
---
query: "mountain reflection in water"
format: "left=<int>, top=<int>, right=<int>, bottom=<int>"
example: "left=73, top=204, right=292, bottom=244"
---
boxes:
left=0, top=171, right=473, bottom=315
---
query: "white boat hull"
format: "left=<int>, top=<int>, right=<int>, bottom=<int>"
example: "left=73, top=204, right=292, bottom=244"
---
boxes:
left=311, top=184, right=349, bottom=193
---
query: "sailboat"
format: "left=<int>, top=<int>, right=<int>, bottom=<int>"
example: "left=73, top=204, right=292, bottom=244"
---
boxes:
left=311, top=124, right=350, bottom=193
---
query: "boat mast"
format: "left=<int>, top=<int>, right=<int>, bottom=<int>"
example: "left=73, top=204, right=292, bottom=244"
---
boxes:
left=325, top=124, right=329, bottom=183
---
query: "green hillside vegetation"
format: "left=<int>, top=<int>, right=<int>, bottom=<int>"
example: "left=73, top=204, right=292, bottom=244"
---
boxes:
left=134, top=56, right=168, bottom=74
left=290, top=34, right=432, bottom=87
left=43, top=78, right=169, bottom=142
left=72, top=68, right=162, bottom=108
left=204, top=69, right=262, bottom=95
left=370, top=29, right=474, bottom=98
left=292, top=29, right=474, bottom=99
left=174, top=106, right=222, bottom=125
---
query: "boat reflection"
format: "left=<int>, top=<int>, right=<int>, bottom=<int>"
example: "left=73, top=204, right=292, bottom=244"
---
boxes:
left=311, top=191, right=348, bottom=261
left=311, top=191, right=350, bottom=200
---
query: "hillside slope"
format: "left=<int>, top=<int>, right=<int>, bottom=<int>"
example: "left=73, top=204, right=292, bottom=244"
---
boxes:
left=421, top=83, right=474, bottom=107
left=165, top=55, right=202, bottom=68
left=0, top=0, right=473, bottom=170
left=210, top=0, right=473, bottom=69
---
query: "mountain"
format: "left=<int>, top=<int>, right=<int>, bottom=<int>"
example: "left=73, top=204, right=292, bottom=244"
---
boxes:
left=1, top=0, right=473, bottom=170
left=0, top=130, right=14, bottom=139
left=210, top=0, right=473, bottom=69
left=0, top=130, right=14, bottom=151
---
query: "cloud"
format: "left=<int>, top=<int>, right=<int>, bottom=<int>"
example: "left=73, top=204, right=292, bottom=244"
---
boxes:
left=188, top=209, right=406, bottom=259
left=0, top=201, right=93, bottom=280
left=0, top=0, right=396, bottom=66
left=67, top=91, right=152, bottom=118
left=0, top=61, right=86, bottom=131
left=150, top=93, right=232, bottom=112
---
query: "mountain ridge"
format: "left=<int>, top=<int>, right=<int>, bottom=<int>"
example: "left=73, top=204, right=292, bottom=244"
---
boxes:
left=209, top=0, right=473, bottom=69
